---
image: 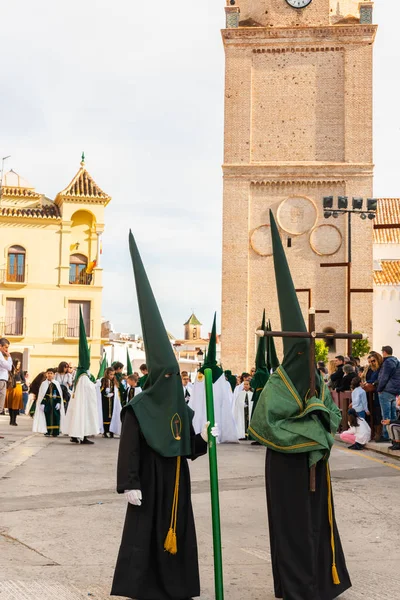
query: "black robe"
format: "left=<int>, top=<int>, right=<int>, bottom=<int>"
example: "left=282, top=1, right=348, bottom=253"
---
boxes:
left=111, top=408, right=207, bottom=600
left=266, top=449, right=351, bottom=600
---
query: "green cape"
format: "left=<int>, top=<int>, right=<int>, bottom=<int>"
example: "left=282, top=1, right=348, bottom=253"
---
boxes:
left=249, top=211, right=340, bottom=464
left=199, top=313, right=222, bottom=383
left=125, top=231, right=193, bottom=458
left=249, top=366, right=341, bottom=467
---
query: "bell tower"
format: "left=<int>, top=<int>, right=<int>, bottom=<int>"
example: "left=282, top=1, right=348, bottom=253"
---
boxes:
left=221, top=0, right=377, bottom=372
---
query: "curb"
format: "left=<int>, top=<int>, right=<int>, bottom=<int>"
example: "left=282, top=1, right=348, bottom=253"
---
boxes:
left=335, top=434, right=400, bottom=462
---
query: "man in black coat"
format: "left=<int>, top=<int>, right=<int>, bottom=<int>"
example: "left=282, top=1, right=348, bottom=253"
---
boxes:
left=336, top=364, right=357, bottom=393
left=329, top=355, right=345, bottom=390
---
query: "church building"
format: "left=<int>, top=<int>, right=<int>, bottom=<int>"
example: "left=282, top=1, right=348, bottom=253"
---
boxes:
left=221, top=0, right=376, bottom=372
left=0, top=156, right=111, bottom=374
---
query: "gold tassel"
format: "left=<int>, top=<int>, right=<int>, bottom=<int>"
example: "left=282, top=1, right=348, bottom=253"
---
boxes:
left=332, top=565, right=340, bottom=585
left=164, top=456, right=181, bottom=555
left=326, top=463, right=340, bottom=585
left=163, top=528, right=177, bottom=554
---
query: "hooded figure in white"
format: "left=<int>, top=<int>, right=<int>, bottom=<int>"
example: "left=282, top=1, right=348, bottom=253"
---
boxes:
left=64, top=308, right=100, bottom=444
left=232, top=380, right=254, bottom=439
left=189, top=314, right=238, bottom=444
left=32, top=373, right=66, bottom=436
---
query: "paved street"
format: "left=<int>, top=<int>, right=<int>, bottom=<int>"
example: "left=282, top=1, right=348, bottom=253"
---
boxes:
left=0, top=414, right=399, bottom=600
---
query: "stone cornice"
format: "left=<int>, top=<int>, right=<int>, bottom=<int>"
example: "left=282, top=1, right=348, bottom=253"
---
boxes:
left=222, top=163, right=374, bottom=180
left=221, top=24, right=377, bottom=47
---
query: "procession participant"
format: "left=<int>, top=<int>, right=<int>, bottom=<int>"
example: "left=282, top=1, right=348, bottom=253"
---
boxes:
left=249, top=211, right=351, bottom=600
left=64, top=309, right=99, bottom=445
left=100, top=367, right=117, bottom=438
left=189, top=314, right=238, bottom=444
left=224, top=369, right=236, bottom=392
left=5, top=359, right=25, bottom=426
left=232, top=379, right=253, bottom=440
left=181, top=371, right=193, bottom=403
left=111, top=361, right=124, bottom=388
left=26, top=371, right=46, bottom=417
left=55, top=361, right=72, bottom=411
left=32, top=368, right=66, bottom=437
left=138, top=363, right=148, bottom=389
left=122, top=374, right=142, bottom=406
left=111, top=232, right=217, bottom=600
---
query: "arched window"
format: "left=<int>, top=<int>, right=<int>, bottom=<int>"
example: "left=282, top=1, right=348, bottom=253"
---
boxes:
left=69, top=253, right=88, bottom=285
left=323, top=326, right=336, bottom=353
left=192, top=326, right=197, bottom=340
left=7, top=245, right=26, bottom=283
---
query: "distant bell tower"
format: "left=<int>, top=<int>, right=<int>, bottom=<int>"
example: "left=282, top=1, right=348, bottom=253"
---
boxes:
left=184, top=313, right=202, bottom=341
left=221, top=0, right=377, bottom=373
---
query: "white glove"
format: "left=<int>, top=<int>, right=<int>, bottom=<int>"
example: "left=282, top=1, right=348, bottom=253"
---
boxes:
left=124, top=490, right=142, bottom=506
left=105, top=388, right=110, bottom=394
left=107, top=393, right=114, bottom=398
left=55, top=403, right=61, bottom=411
left=40, top=404, right=45, bottom=412
left=201, top=422, right=220, bottom=442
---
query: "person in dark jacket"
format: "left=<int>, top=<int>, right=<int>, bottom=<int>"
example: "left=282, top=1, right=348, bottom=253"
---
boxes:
left=382, top=394, right=400, bottom=450
left=336, top=364, right=357, bottom=392
left=329, top=355, right=345, bottom=390
left=377, top=346, right=400, bottom=441
left=364, top=352, right=384, bottom=442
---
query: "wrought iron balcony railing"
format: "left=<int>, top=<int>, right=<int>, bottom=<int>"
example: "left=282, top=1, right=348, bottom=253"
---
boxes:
left=54, top=319, right=93, bottom=340
left=0, top=317, right=25, bottom=337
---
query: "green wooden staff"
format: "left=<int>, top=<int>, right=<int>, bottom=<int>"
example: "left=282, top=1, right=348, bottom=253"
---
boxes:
left=204, top=368, right=224, bottom=600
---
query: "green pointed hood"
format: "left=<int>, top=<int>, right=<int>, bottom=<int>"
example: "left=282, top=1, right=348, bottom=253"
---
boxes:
left=97, top=354, right=107, bottom=380
left=199, top=313, right=223, bottom=383
left=251, top=311, right=269, bottom=397
left=75, top=307, right=91, bottom=383
left=126, top=348, right=133, bottom=376
left=255, top=310, right=267, bottom=371
left=269, top=210, right=311, bottom=400
left=267, top=319, right=280, bottom=372
left=126, top=231, right=193, bottom=458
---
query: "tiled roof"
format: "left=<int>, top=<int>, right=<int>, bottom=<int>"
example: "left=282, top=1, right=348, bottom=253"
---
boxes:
left=374, top=198, right=400, bottom=244
left=184, top=313, right=202, bottom=326
left=1, top=186, right=42, bottom=200
left=56, top=162, right=111, bottom=205
left=0, top=205, right=60, bottom=219
left=373, top=260, right=400, bottom=286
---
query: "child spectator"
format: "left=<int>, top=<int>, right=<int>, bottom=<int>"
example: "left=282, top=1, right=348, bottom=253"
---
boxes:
left=349, top=376, right=369, bottom=419
left=340, top=408, right=371, bottom=450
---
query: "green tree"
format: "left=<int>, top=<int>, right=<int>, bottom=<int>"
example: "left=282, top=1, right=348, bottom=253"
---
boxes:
left=351, top=332, right=371, bottom=358
left=315, top=340, right=329, bottom=363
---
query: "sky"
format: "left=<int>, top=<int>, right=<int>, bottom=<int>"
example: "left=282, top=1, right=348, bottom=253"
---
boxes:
left=0, top=0, right=398, bottom=338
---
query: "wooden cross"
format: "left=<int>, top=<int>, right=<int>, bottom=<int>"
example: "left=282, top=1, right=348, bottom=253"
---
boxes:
left=256, top=308, right=365, bottom=492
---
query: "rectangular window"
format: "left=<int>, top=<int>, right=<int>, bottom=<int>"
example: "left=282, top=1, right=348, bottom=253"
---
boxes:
left=67, top=300, right=90, bottom=337
left=5, top=298, right=24, bottom=335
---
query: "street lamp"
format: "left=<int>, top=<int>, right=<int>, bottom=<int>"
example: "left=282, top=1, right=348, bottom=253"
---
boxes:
left=197, top=349, right=204, bottom=369
left=321, top=196, right=378, bottom=354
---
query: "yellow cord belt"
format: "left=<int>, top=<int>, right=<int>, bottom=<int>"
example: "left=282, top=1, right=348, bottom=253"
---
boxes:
left=326, top=462, right=340, bottom=585
left=164, top=456, right=181, bottom=555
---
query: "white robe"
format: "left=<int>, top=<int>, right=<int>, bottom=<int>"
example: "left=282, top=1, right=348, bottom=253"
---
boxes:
left=233, top=382, right=244, bottom=405
left=64, top=374, right=100, bottom=440
left=110, top=385, right=123, bottom=435
left=232, top=389, right=254, bottom=439
left=32, top=380, right=66, bottom=434
left=189, top=373, right=238, bottom=443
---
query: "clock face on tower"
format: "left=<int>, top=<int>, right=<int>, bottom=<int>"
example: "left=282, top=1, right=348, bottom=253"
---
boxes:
left=285, top=0, right=313, bottom=8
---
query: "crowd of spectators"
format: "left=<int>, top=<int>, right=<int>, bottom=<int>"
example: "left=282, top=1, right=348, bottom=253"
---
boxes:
left=321, top=347, right=400, bottom=451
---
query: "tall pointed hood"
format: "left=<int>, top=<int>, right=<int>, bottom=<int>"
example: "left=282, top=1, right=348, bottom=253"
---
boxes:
left=267, top=319, right=280, bottom=372
left=269, top=210, right=311, bottom=400
left=75, top=307, right=91, bottom=383
left=97, top=354, right=107, bottom=380
left=126, top=348, right=133, bottom=376
left=255, top=310, right=267, bottom=371
left=126, top=231, right=192, bottom=458
left=199, top=313, right=223, bottom=383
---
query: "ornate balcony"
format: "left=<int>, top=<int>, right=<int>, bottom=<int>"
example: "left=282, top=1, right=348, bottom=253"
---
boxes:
left=54, top=319, right=93, bottom=340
